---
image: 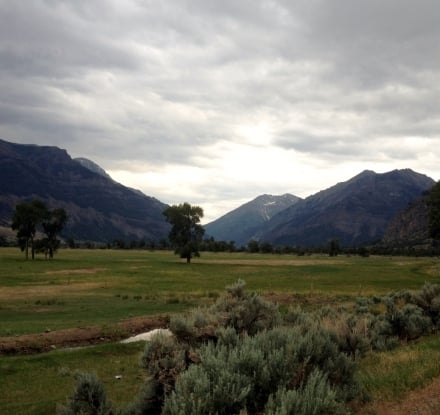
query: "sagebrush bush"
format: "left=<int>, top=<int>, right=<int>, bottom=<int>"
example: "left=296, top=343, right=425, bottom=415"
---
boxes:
left=210, top=279, right=282, bottom=335
left=140, top=333, right=187, bottom=395
left=57, top=372, right=113, bottom=415
left=118, top=382, right=158, bottom=415
left=408, top=282, right=440, bottom=328
left=161, top=325, right=360, bottom=414
left=264, top=369, right=345, bottom=415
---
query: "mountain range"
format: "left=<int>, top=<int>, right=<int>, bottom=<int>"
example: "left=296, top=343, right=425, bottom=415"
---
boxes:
left=206, top=169, right=435, bottom=247
left=204, top=194, right=301, bottom=247
left=0, top=139, right=437, bottom=247
left=0, top=139, right=170, bottom=243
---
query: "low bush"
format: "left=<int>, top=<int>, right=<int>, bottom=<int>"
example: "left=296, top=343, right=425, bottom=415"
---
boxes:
left=57, top=372, right=112, bottom=415
left=264, top=369, right=345, bottom=415
left=162, top=324, right=359, bottom=414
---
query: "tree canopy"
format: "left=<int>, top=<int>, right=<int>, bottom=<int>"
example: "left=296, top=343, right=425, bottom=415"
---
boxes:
left=163, top=203, right=205, bottom=263
left=11, top=200, right=67, bottom=259
left=428, top=181, right=440, bottom=239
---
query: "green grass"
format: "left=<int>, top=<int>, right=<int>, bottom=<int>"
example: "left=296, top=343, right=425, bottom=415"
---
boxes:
left=1, top=248, right=440, bottom=336
left=0, top=342, right=146, bottom=415
left=358, top=332, right=440, bottom=401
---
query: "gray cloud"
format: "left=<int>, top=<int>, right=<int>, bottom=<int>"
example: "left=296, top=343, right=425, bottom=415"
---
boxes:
left=1, top=0, right=440, bottom=220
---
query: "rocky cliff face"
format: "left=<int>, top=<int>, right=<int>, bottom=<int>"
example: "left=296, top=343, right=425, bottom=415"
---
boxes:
left=382, top=193, right=432, bottom=246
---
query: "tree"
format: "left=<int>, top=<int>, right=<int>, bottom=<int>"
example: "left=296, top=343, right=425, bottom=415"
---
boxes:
left=247, top=239, right=260, bottom=253
left=328, top=239, right=340, bottom=257
left=11, top=200, right=48, bottom=260
left=163, top=203, right=205, bottom=263
left=428, top=181, right=440, bottom=239
left=41, top=208, right=67, bottom=259
left=11, top=200, right=67, bottom=260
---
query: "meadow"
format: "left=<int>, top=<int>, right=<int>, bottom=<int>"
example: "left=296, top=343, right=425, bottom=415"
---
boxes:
left=1, top=247, right=440, bottom=414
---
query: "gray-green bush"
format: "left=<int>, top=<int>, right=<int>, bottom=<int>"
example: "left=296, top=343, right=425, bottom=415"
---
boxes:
left=57, top=372, right=113, bottom=415
left=264, top=369, right=345, bottom=415
left=161, top=325, right=359, bottom=414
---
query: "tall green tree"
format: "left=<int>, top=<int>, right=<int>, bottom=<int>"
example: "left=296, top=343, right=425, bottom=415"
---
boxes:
left=11, top=200, right=48, bottom=260
left=428, top=181, right=440, bottom=239
left=41, top=208, right=68, bottom=259
left=163, top=203, right=205, bottom=263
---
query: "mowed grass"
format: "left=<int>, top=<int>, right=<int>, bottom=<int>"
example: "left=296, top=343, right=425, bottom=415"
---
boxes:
left=1, top=248, right=440, bottom=336
left=1, top=248, right=440, bottom=415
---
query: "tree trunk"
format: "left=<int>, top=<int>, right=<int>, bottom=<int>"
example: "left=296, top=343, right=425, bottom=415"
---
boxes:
left=186, top=255, right=191, bottom=263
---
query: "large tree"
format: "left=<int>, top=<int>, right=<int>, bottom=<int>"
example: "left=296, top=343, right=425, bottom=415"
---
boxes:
left=428, top=181, right=440, bottom=239
left=11, top=200, right=48, bottom=260
left=163, top=203, right=205, bottom=263
left=41, top=208, right=68, bottom=259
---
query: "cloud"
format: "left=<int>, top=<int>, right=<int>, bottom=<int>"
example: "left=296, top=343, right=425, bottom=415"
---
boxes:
left=1, top=0, right=440, bottom=222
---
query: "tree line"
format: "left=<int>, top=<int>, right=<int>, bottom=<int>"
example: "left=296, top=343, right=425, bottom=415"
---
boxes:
left=7, top=180, right=440, bottom=260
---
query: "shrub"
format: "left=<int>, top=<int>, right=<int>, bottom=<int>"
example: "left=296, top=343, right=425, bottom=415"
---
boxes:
left=408, top=282, right=440, bottom=328
left=57, top=372, right=113, bottom=415
left=385, top=302, right=432, bottom=340
left=162, top=325, right=360, bottom=414
left=264, top=369, right=344, bottom=415
left=140, top=333, right=187, bottom=397
left=169, top=279, right=281, bottom=346
left=210, top=279, right=282, bottom=335
left=118, top=381, right=158, bottom=415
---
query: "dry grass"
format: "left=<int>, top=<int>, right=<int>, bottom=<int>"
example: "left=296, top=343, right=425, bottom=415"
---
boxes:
left=358, top=376, right=440, bottom=415
left=0, top=281, right=106, bottom=301
left=45, top=267, right=108, bottom=275
left=196, top=258, right=350, bottom=266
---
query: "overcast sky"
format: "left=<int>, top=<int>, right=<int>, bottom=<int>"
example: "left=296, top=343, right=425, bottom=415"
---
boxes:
left=1, top=1, right=440, bottom=222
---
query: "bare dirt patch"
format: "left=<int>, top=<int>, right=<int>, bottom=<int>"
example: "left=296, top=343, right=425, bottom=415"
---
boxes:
left=45, top=268, right=108, bottom=275
left=357, top=377, right=440, bottom=415
left=198, top=258, right=348, bottom=266
left=0, top=281, right=105, bottom=301
left=0, top=314, right=169, bottom=355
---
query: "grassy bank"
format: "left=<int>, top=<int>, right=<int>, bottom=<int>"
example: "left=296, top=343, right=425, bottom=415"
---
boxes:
left=0, top=342, right=145, bottom=415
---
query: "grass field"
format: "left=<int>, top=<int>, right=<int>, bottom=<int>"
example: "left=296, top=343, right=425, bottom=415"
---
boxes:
left=1, top=248, right=440, bottom=337
left=1, top=247, right=440, bottom=414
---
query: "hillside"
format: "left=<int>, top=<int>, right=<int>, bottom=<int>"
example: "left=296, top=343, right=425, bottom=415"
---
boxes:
left=258, top=169, right=435, bottom=247
left=0, top=139, right=170, bottom=243
left=204, top=194, right=301, bottom=247
left=382, top=194, right=431, bottom=247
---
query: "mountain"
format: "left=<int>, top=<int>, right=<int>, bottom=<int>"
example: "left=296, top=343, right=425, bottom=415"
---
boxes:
left=0, top=139, right=170, bottom=243
left=258, top=169, right=435, bottom=247
left=74, top=157, right=113, bottom=180
left=204, top=194, right=301, bottom=247
left=382, top=193, right=431, bottom=246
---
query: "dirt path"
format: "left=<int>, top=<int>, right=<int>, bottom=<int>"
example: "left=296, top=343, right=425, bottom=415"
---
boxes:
left=356, top=377, right=440, bottom=415
left=0, top=314, right=169, bottom=355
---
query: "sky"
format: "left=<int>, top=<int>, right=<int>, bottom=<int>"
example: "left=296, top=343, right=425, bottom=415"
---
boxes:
left=1, top=1, right=440, bottom=223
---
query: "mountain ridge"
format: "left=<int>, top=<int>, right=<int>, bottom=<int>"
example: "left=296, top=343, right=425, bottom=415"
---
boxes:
left=204, top=193, right=301, bottom=247
left=0, top=139, right=436, bottom=248
left=0, top=139, right=170, bottom=243
left=258, top=169, right=435, bottom=247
